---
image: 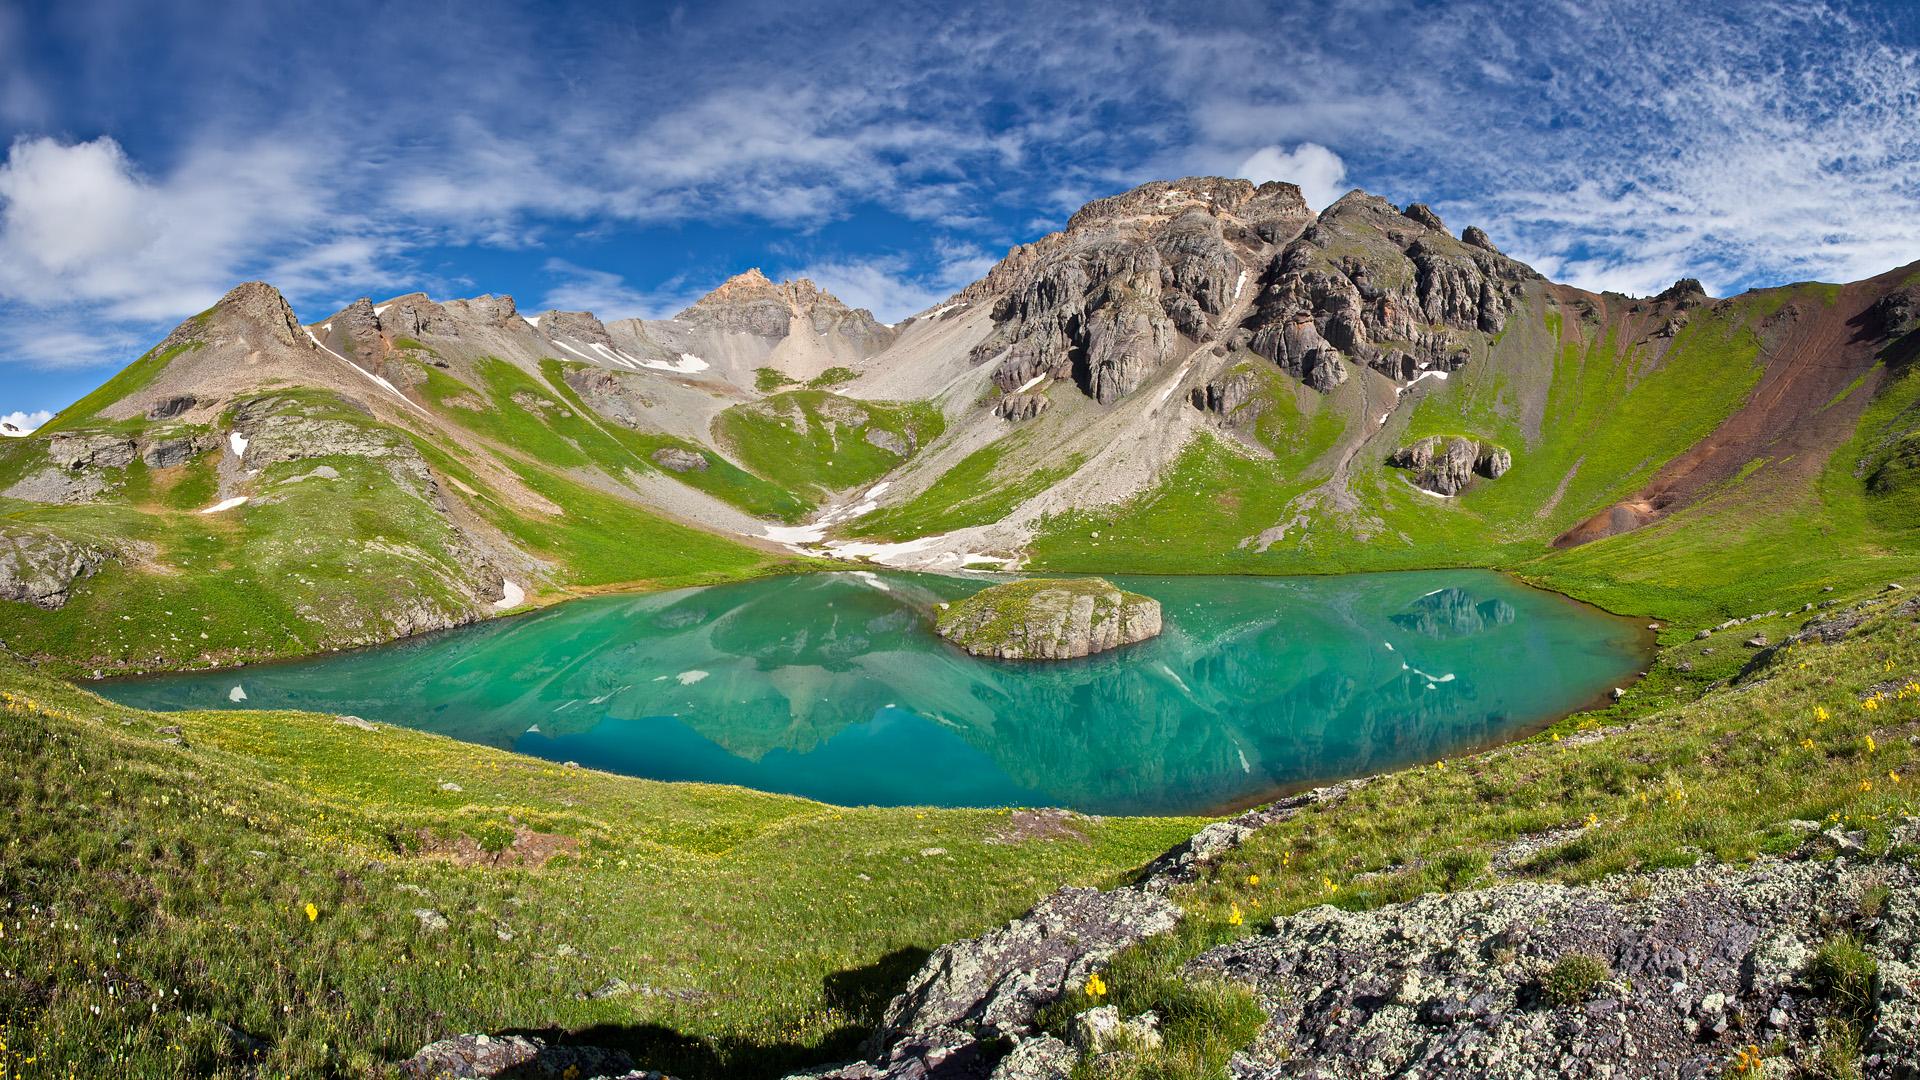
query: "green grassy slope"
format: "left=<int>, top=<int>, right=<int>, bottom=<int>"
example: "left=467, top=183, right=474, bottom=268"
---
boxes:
left=0, top=377, right=801, bottom=677
left=713, top=391, right=943, bottom=502
left=0, top=655, right=1201, bottom=1080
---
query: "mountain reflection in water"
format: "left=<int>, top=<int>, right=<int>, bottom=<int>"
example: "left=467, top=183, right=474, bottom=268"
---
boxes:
left=99, top=570, right=1646, bottom=815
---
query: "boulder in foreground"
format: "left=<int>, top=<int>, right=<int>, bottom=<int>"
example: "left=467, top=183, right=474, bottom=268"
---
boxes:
left=935, top=577, right=1161, bottom=659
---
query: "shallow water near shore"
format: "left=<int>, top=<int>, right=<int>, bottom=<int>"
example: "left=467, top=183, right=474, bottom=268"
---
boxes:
left=100, top=569, right=1649, bottom=815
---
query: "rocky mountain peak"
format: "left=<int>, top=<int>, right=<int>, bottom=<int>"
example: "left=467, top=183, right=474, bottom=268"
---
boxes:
left=162, top=281, right=308, bottom=353
left=1655, top=278, right=1710, bottom=304
left=1064, top=176, right=1309, bottom=234
left=675, top=269, right=890, bottom=350
left=964, top=177, right=1319, bottom=406
left=535, top=309, right=613, bottom=345
left=1243, top=188, right=1545, bottom=391
left=439, top=294, right=524, bottom=329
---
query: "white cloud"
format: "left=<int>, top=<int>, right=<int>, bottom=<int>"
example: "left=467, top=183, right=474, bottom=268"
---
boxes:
left=1234, top=143, right=1349, bottom=211
left=537, top=259, right=682, bottom=321
left=0, top=135, right=335, bottom=319
left=787, top=242, right=999, bottom=324
left=0, top=409, right=51, bottom=435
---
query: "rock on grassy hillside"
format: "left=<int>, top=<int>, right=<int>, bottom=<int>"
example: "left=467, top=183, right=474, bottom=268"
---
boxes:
left=934, top=577, right=1161, bottom=659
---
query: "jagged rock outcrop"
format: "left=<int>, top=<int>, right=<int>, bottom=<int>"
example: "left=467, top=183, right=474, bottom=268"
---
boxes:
left=996, top=392, right=1050, bottom=422
left=787, top=784, right=1370, bottom=1080
left=935, top=577, right=1161, bottom=659
left=1195, top=857, right=1920, bottom=1079
left=46, top=432, right=137, bottom=471
left=0, top=528, right=113, bottom=609
left=966, top=178, right=1316, bottom=406
left=676, top=269, right=896, bottom=355
left=561, top=367, right=657, bottom=429
left=1193, top=364, right=1275, bottom=427
left=650, top=447, right=708, bottom=472
left=790, top=887, right=1181, bottom=1080
left=538, top=308, right=613, bottom=345
left=228, top=395, right=422, bottom=471
left=375, top=292, right=462, bottom=338
left=137, top=431, right=217, bottom=469
left=144, top=395, right=198, bottom=421
left=396, top=1032, right=675, bottom=1079
left=1387, top=435, right=1511, bottom=495
left=1241, top=193, right=1541, bottom=392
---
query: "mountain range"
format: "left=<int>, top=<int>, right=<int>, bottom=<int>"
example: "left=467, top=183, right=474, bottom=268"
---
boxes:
left=4, top=175, right=1919, bottom=675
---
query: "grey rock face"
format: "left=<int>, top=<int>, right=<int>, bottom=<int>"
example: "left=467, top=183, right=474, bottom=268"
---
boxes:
left=1388, top=435, right=1511, bottom=495
left=1242, top=192, right=1540, bottom=393
left=864, top=428, right=911, bottom=455
left=969, top=178, right=1315, bottom=407
left=138, top=432, right=216, bottom=469
left=650, top=447, right=709, bottom=473
left=439, top=294, right=525, bottom=331
left=871, top=885, right=1180, bottom=1048
left=996, top=392, right=1050, bottom=422
left=538, top=309, right=613, bottom=345
left=1068, top=1005, right=1162, bottom=1054
left=1402, top=202, right=1448, bottom=232
left=144, top=395, right=199, bottom=420
left=376, top=292, right=462, bottom=338
left=47, top=433, right=137, bottom=471
left=936, top=578, right=1162, bottom=659
left=395, top=1032, right=671, bottom=1079
left=1461, top=226, right=1500, bottom=253
left=561, top=366, right=657, bottom=429
left=0, top=528, right=112, bottom=609
left=677, top=269, right=896, bottom=355
left=331, top=297, right=387, bottom=367
left=229, top=395, right=419, bottom=470
left=1193, top=857, right=1920, bottom=1079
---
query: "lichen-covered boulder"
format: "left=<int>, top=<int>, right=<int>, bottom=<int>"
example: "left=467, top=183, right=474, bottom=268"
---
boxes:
left=0, top=527, right=113, bottom=609
left=935, top=577, right=1161, bottom=659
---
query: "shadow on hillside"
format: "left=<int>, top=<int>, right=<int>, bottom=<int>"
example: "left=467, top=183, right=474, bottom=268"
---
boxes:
left=501, top=944, right=933, bottom=1080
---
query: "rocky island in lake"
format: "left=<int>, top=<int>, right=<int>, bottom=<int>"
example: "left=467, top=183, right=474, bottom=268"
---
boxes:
left=935, top=577, right=1162, bottom=659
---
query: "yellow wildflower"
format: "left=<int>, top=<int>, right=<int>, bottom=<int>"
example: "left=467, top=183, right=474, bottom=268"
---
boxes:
left=1864, top=698, right=1880, bottom=711
left=304, top=903, right=318, bottom=922
left=1248, top=873, right=1259, bottom=886
left=1085, top=972, right=1107, bottom=998
left=1862, top=780, right=1874, bottom=792
left=1867, top=735, right=1878, bottom=753
left=1815, top=707, right=1829, bottom=722
left=1227, top=904, right=1244, bottom=927
left=1891, top=772, right=1902, bottom=783
left=1801, top=739, right=1817, bottom=749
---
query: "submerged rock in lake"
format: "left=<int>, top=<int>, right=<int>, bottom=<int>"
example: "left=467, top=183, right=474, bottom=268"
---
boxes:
left=935, top=577, right=1161, bottom=659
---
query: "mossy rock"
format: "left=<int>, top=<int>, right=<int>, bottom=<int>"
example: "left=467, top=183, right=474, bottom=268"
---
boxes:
left=935, top=577, right=1161, bottom=659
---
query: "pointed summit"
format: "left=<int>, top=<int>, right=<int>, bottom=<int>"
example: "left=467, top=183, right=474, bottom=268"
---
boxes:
left=674, top=270, right=891, bottom=354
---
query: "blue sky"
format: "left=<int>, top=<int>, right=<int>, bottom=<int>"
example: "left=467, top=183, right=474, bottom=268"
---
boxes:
left=5, top=0, right=1920, bottom=427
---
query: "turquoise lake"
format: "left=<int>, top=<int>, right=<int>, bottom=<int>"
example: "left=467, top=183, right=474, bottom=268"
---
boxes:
left=98, top=570, right=1649, bottom=815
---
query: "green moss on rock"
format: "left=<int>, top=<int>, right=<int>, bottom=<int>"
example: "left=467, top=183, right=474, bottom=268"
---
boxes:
left=935, top=576, right=1161, bottom=659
